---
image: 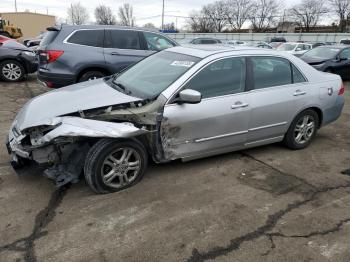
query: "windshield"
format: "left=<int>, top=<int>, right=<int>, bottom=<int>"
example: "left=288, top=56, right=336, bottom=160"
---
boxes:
left=111, top=51, right=200, bottom=99
left=277, top=43, right=296, bottom=51
left=302, top=47, right=340, bottom=60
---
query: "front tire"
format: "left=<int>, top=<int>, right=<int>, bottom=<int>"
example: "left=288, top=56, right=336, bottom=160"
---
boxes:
left=284, top=109, right=319, bottom=150
left=0, top=60, right=25, bottom=82
left=84, top=139, right=148, bottom=194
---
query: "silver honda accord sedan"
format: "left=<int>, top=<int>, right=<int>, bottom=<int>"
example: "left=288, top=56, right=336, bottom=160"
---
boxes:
left=7, top=45, right=345, bottom=194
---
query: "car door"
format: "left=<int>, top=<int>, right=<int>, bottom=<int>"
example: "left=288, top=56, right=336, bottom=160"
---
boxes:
left=161, top=57, right=250, bottom=160
left=104, top=29, right=148, bottom=73
left=247, top=56, right=296, bottom=144
left=334, top=48, right=350, bottom=77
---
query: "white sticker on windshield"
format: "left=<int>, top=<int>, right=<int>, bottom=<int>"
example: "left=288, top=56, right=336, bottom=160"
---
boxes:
left=171, top=61, right=195, bottom=67
left=331, top=49, right=339, bottom=51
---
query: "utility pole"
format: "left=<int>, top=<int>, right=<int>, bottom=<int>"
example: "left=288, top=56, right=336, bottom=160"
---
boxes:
left=161, top=0, right=165, bottom=31
left=15, top=0, right=18, bottom=12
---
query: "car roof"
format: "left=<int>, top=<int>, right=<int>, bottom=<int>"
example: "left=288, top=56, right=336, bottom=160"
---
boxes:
left=167, top=45, right=263, bottom=58
left=59, top=24, right=161, bottom=33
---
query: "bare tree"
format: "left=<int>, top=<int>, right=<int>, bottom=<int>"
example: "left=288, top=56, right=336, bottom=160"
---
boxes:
left=250, top=0, right=281, bottom=32
left=118, top=3, right=135, bottom=27
left=95, top=4, right=116, bottom=25
left=185, top=10, right=215, bottom=32
left=328, top=0, right=350, bottom=31
left=67, top=2, right=89, bottom=25
left=143, top=22, right=156, bottom=29
left=224, top=0, right=253, bottom=29
left=202, top=1, right=227, bottom=32
left=290, top=0, right=327, bottom=32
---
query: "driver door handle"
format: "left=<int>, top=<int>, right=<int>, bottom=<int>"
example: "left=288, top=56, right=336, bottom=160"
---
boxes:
left=293, top=90, right=307, bottom=96
left=231, top=101, right=249, bottom=109
left=110, top=52, right=120, bottom=56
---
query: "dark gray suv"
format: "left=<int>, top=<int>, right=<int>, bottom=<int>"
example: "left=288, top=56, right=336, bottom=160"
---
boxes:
left=37, top=25, right=178, bottom=88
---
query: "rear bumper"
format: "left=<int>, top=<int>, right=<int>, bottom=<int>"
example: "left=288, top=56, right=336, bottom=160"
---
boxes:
left=37, top=68, right=75, bottom=88
left=322, top=96, right=345, bottom=126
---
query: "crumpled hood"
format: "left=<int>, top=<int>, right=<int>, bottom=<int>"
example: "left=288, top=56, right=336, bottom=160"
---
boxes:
left=15, top=78, right=141, bottom=130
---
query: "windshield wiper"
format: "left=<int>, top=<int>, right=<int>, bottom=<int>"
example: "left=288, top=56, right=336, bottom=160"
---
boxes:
left=112, top=81, right=132, bottom=95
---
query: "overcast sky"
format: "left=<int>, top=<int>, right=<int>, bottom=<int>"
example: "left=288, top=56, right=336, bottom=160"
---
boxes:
left=1, top=0, right=325, bottom=28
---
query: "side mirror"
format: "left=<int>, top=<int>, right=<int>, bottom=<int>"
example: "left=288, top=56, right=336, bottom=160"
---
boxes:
left=177, top=89, right=202, bottom=104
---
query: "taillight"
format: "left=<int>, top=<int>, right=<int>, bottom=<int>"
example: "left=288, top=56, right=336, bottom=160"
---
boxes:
left=42, top=50, right=64, bottom=63
left=339, top=83, right=345, bottom=96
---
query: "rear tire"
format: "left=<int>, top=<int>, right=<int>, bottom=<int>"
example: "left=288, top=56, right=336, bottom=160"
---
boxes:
left=284, top=109, right=319, bottom=150
left=78, top=71, right=106, bottom=82
left=84, top=139, right=148, bottom=194
left=0, top=60, right=25, bottom=82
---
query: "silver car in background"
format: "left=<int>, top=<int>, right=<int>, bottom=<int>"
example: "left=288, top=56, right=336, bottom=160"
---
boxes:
left=7, top=45, right=345, bottom=194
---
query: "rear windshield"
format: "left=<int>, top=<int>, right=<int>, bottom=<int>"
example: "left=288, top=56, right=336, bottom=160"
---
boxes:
left=40, top=30, right=58, bottom=47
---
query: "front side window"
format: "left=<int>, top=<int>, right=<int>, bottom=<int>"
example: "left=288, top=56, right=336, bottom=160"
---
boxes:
left=67, top=30, right=104, bottom=47
left=252, top=57, right=292, bottom=89
left=106, top=30, right=141, bottom=50
left=184, top=57, right=246, bottom=99
left=144, top=32, right=175, bottom=51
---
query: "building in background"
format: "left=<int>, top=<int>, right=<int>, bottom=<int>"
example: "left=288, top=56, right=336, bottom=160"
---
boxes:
left=0, top=12, right=55, bottom=39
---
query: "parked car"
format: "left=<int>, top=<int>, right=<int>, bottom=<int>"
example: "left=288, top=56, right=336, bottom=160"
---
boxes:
left=7, top=46, right=344, bottom=193
left=300, top=45, right=350, bottom=79
left=37, top=25, right=178, bottom=88
left=189, top=38, right=222, bottom=44
left=277, top=42, right=313, bottom=56
left=226, top=40, right=246, bottom=46
left=312, top=42, right=326, bottom=48
left=339, top=39, right=350, bottom=45
left=0, top=40, right=37, bottom=81
left=23, top=31, right=47, bottom=47
left=0, top=35, right=14, bottom=43
left=267, top=36, right=287, bottom=43
left=26, top=33, right=48, bottom=47
left=269, top=42, right=283, bottom=49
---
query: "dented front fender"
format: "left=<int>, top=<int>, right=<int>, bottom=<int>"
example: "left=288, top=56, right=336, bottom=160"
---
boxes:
left=37, top=116, right=149, bottom=144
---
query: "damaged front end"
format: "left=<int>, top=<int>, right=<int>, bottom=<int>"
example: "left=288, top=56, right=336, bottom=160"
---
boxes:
left=7, top=94, right=167, bottom=187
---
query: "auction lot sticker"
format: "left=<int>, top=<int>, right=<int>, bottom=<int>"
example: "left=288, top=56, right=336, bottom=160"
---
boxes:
left=171, top=61, right=195, bottom=67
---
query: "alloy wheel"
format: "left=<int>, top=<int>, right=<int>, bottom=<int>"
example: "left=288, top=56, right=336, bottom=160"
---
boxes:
left=101, top=147, right=141, bottom=188
left=294, top=115, right=315, bottom=145
left=2, top=63, right=22, bottom=81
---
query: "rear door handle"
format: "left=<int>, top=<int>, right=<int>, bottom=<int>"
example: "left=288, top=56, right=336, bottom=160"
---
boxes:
left=293, top=90, right=306, bottom=96
left=231, top=102, right=249, bottom=109
left=110, top=52, right=119, bottom=56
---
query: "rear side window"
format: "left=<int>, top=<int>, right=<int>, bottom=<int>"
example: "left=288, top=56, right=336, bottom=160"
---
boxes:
left=252, top=57, right=292, bottom=89
left=67, top=30, right=104, bottom=47
left=292, top=65, right=306, bottom=83
left=252, top=57, right=306, bottom=89
left=106, top=30, right=141, bottom=50
left=185, top=57, right=246, bottom=99
left=40, top=31, right=58, bottom=47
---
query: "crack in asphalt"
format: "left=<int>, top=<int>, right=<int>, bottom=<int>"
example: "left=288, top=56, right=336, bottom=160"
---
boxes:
left=270, top=217, right=350, bottom=239
left=188, top=153, right=350, bottom=262
left=0, top=186, right=69, bottom=262
left=240, top=152, right=318, bottom=191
